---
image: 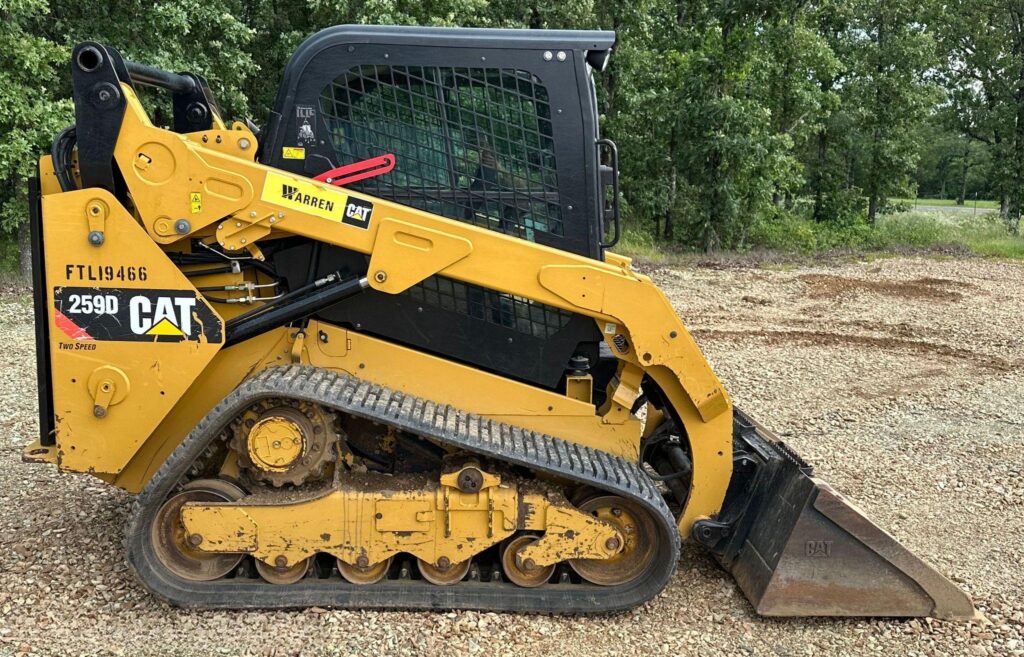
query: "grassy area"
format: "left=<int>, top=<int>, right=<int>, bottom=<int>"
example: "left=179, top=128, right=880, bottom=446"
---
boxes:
left=618, top=211, right=1024, bottom=262
left=893, top=197, right=1000, bottom=210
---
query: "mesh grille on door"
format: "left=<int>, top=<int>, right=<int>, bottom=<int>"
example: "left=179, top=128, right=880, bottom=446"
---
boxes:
left=319, top=65, right=563, bottom=241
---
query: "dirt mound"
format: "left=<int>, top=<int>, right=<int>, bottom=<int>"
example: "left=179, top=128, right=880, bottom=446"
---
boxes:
left=693, top=328, right=1015, bottom=372
left=798, top=274, right=970, bottom=301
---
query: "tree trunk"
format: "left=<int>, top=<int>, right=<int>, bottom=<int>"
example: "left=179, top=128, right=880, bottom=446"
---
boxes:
left=812, top=73, right=832, bottom=222
left=866, top=7, right=886, bottom=226
left=664, top=166, right=677, bottom=241
left=956, top=141, right=969, bottom=205
left=1012, top=48, right=1024, bottom=231
left=18, top=221, right=32, bottom=284
left=664, top=130, right=678, bottom=241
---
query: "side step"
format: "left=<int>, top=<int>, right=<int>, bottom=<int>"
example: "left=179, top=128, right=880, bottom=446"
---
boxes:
left=694, top=409, right=977, bottom=620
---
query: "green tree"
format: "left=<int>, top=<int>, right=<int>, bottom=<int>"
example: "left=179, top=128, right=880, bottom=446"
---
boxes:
left=617, top=1, right=799, bottom=251
left=756, top=0, right=841, bottom=209
left=49, top=0, right=256, bottom=119
left=935, top=0, right=1024, bottom=231
left=846, top=0, right=937, bottom=224
left=0, top=0, right=71, bottom=277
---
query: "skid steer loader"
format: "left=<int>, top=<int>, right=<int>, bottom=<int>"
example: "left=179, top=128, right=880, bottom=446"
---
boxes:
left=22, top=25, right=976, bottom=617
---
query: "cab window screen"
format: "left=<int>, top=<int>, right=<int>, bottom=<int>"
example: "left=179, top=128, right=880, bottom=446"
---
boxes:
left=319, top=65, right=563, bottom=240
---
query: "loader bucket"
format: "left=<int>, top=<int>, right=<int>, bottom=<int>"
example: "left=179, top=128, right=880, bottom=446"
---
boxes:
left=694, top=410, right=977, bottom=620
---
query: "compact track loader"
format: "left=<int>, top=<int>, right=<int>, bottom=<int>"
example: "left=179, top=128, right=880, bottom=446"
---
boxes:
left=23, top=25, right=976, bottom=617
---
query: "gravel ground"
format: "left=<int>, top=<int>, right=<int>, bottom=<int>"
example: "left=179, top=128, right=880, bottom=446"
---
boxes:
left=1, top=255, right=1022, bottom=657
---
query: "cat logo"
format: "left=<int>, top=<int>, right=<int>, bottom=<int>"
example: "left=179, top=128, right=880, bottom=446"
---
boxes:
left=129, top=295, right=196, bottom=337
left=342, top=197, right=374, bottom=229
left=805, top=540, right=832, bottom=558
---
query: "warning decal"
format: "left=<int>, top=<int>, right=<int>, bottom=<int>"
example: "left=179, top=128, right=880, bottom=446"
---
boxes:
left=52, top=287, right=222, bottom=343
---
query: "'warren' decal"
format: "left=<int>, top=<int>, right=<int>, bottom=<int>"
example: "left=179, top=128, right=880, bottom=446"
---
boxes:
left=261, top=171, right=373, bottom=229
left=52, top=287, right=222, bottom=343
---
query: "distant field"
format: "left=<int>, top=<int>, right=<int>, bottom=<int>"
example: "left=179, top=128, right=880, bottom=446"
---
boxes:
left=895, top=197, right=1000, bottom=210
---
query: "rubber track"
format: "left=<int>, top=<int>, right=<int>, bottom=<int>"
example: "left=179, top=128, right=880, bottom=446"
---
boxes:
left=126, top=365, right=679, bottom=612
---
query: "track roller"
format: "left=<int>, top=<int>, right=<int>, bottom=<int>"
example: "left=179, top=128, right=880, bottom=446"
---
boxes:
left=255, top=557, right=312, bottom=585
left=418, top=557, right=471, bottom=585
left=339, top=557, right=392, bottom=585
left=501, top=535, right=555, bottom=588
left=151, top=479, right=246, bottom=582
left=569, top=496, right=657, bottom=586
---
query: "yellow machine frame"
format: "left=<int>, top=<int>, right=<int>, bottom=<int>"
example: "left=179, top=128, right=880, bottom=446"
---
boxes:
left=32, top=83, right=734, bottom=540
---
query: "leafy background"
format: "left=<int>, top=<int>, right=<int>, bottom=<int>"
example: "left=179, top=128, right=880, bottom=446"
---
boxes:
left=2, top=0, right=1023, bottom=267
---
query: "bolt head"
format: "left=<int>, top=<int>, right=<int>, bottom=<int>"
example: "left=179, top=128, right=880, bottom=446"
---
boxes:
left=238, top=138, right=251, bottom=150
left=543, top=51, right=553, bottom=61
left=605, top=536, right=621, bottom=551
left=436, top=556, right=451, bottom=570
left=356, top=555, right=369, bottom=568
left=187, top=534, right=203, bottom=547
left=88, top=231, right=104, bottom=246
left=275, top=555, right=288, bottom=568
left=373, top=271, right=388, bottom=283
left=174, top=219, right=190, bottom=234
left=522, top=558, right=537, bottom=572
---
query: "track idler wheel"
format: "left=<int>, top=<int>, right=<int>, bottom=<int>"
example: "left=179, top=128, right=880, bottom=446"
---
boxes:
left=255, top=557, right=311, bottom=585
left=417, top=557, right=471, bottom=585
left=569, top=496, right=657, bottom=586
left=151, top=479, right=246, bottom=581
left=338, top=556, right=392, bottom=585
left=501, top=535, right=555, bottom=588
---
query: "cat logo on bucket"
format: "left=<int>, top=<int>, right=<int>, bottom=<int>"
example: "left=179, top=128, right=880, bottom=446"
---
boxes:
left=52, top=287, right=222, bottom=344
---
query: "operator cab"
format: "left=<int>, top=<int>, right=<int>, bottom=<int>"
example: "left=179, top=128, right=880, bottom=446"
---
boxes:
left=260, top=26, right=619, bottom=390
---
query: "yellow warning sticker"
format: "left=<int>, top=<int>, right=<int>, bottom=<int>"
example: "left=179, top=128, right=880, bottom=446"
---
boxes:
left=261, top=171, right=347, bottom=222
left=282, top=146, right=306, bottom=160
left=189, top=192, right=202, bottom=214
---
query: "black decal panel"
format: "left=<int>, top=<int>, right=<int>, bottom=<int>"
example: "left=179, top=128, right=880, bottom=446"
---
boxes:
left=53, top=287, right=223, bottom=343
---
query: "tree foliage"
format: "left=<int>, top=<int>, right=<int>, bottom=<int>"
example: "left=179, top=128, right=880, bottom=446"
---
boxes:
left=2, top=0, right=1023, bottom=252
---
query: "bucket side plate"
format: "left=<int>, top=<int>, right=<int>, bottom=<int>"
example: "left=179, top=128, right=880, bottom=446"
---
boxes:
left=700, top=410, right=976, bottom=620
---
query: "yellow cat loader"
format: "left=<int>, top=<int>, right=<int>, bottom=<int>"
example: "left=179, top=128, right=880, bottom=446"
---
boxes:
left=23, top=26, right=975, bottom=617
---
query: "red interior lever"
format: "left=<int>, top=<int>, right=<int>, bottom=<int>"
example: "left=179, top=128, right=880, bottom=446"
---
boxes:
left=313, top=154, right=395, bottom=186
